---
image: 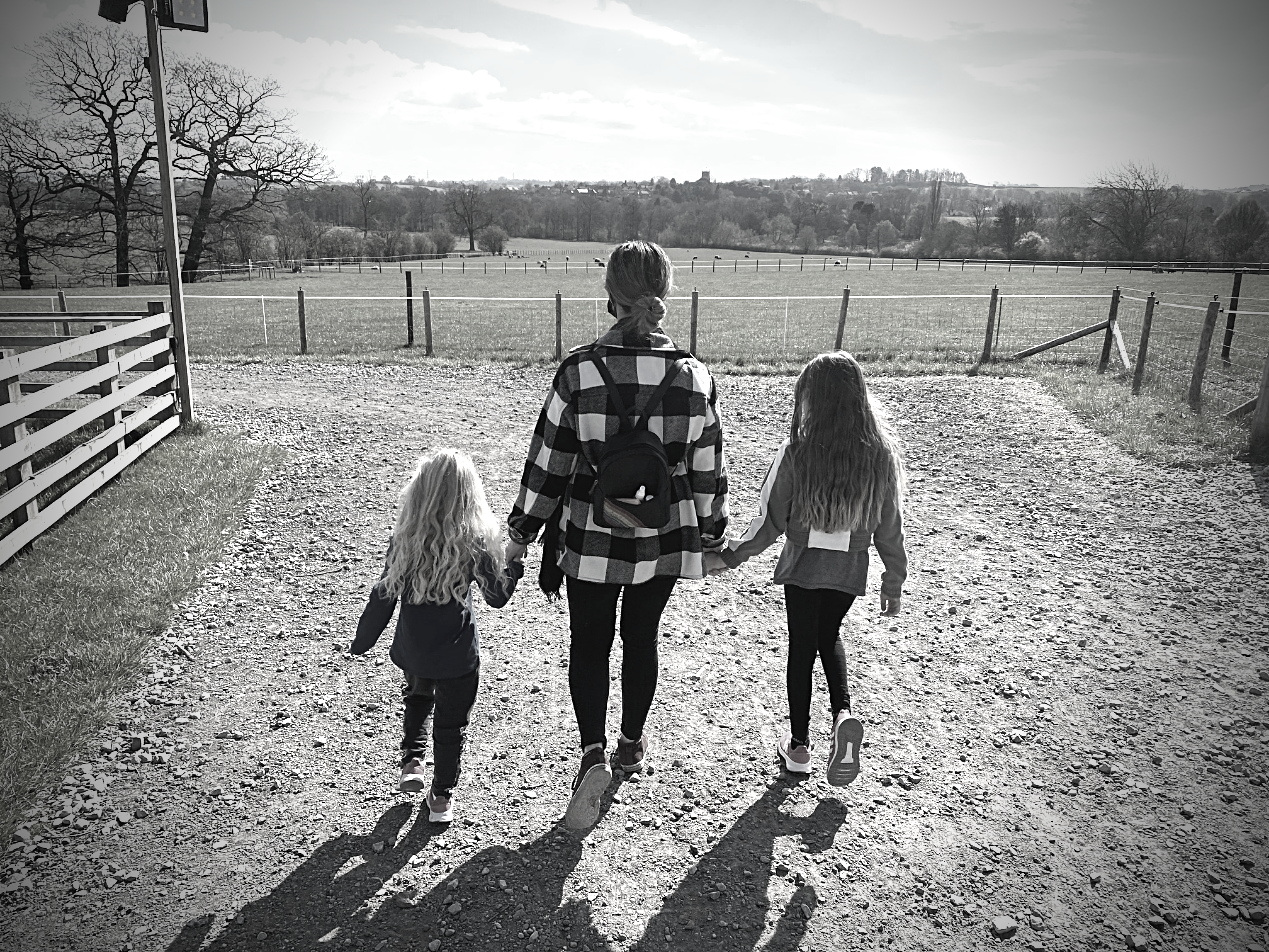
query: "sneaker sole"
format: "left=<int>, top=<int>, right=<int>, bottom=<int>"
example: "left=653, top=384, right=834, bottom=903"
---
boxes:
left=827, top=717, right=864, bottom=786
left=778, top=745, right=813, bottom=774
left=565, top=763, right=612, bottom=830
left=399, top=776, right=427, bottom=794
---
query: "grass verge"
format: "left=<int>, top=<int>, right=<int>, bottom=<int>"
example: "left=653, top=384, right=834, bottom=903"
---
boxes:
left=0, top=423, right=279, bottom=846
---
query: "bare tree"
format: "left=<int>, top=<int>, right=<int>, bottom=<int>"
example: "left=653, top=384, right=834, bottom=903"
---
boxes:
left=0, top=105, right=86, bottom=288
left=447, top=184, right=494, bottom=251
left=968, top=197, right=992, bottom=245
left=1081, top=163, right=1181, bottom=261
left=994, top=201, right=1037, bottom=257
left=353, top=177, right=375, bottom=236
left=1213, top=199, right=1267, bottom=262
left=27, top=23, right=157, bottom=287
left=168, top=57, right=328, bottom=278
left=925, top=177, right=944, bottom=234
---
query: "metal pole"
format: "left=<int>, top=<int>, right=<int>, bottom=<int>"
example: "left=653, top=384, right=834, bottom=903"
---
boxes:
left=297, top=286, right=308, bottom=354
left=142, top=0, right=193, bottom=423
left=405, top=271, right=415, bottom=347
left=422, top=288, right=433, bottom=356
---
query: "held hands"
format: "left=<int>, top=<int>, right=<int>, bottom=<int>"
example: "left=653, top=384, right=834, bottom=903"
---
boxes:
left=879, top=594, right=902, bottom=616
left=702, top=551, right=731, bottom=576
left=504, top=540, right=528, bottom=564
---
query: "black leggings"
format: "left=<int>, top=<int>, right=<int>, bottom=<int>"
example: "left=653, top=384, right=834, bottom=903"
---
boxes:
left=401, top=667, right=479, bottom=796
left=566, top=575, right=677, bottom=750
left=784, top=585, right=854, bottom=746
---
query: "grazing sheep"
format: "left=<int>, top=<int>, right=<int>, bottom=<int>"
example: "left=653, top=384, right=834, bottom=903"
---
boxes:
left=834, top=260, right=841, bottom=266
left=714, top=255, right=722, bottom=259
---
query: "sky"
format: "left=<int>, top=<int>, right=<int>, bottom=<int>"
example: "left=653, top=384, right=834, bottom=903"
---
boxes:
left=4, top=0, right=1268, bottom=189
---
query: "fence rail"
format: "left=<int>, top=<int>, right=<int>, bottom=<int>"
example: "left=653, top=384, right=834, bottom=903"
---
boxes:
left=4, top=255, right=1266, bottom=289
left=0, top=303, right=187, bottom=565
left=1, top=280, right=1265, bottom=453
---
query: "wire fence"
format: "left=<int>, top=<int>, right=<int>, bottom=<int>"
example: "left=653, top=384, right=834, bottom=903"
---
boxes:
left=2, top=286, right=1265, bottom=427
left=5, top=253, right=1266, bottom=290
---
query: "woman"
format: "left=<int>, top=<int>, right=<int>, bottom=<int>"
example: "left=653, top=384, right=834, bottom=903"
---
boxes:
left=505, top=240, right=730, bottom=831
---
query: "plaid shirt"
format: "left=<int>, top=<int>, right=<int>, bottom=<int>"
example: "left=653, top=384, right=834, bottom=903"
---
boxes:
left=507, top=324, right=730, bottom=584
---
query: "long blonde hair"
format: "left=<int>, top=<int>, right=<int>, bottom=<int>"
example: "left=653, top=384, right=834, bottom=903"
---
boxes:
left=382, top=448, right=504, bottom=604
left=788, top=352, right=906, bottom=533
left=605, top=240, right=673, bottom=338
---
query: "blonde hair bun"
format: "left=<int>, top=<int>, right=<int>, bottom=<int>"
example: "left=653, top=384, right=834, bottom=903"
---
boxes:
left=633, top=294, right=667, bottom=322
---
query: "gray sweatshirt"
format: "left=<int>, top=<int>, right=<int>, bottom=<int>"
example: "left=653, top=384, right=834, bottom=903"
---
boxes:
left=719, top=439, right=907, bottom=597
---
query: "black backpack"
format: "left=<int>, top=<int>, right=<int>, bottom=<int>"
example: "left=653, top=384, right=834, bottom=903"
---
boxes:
left=587, top=352, right=688, bottom=530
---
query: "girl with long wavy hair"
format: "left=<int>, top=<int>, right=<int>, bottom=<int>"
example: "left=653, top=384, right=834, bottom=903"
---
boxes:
left=352, top=448, right=522, bottom=822
left=707, top=352, right=907, bottom=786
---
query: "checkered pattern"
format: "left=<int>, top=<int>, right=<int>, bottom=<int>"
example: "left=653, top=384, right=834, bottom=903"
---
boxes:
left=507, top=326, right=729, bottom=584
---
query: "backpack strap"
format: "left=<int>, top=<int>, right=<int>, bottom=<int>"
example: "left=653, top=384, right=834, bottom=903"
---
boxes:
left=587, top=353, right=688, bottom=433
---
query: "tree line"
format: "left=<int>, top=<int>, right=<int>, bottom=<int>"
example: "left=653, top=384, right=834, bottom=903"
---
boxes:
left=3, top=21, right=1266, bottom=289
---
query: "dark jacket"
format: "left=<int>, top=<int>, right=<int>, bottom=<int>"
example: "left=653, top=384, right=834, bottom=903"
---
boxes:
left=351, top=546, right=522, bottom=679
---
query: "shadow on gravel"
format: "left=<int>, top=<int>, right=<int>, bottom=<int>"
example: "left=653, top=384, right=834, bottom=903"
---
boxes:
left=1250, top=462, right=1269, bottom=509
left=626, top=778, right=843, bottom=952
left=165, top=803, right=431, bottom=952
left=163, top=780, right=846, bottom=952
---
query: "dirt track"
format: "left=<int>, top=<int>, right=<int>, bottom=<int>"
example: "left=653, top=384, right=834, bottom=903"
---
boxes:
left=2, top=359, right=1268, bottom=952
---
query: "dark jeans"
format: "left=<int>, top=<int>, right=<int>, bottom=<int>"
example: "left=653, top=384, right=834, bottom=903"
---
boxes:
left=401, top=666, right=479, bottom=797
left=566, top=574, right=677, bottom=750
left=784, top=585, right=854, bottom=747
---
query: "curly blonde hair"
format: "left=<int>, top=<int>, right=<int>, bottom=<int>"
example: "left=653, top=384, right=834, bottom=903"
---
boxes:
left=788, top=352, right=906, bottom=533
left=382, top=448, right=504, bottom=604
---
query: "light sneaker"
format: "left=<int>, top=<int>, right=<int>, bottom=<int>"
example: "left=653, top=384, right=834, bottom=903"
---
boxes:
left=827, top=711, right=865, bottom=786
left=427, top=790, right=453, bottom=823
left=778, top=737, right=813, bottom=774
left=565, top=746, right=612, bottom=830
left=399, top=757, right=427, bottom=794
left=616, top=732, right=649, bottom=774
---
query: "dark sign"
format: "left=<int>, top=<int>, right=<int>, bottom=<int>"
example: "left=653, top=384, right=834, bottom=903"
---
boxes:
left=157, top=0, right=208, bottom=31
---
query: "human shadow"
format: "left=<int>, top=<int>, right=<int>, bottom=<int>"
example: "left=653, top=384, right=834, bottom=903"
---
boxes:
left=164, top=802, right=431, bottom=951
left=1249, top=460, right=1269, bottom=509
left=625, top=778, right=847, bottom=952
left=165, top=805, right=606, bottom=952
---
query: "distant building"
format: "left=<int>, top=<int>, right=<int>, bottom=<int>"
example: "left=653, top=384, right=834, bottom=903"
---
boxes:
left=699, top=171, right=711, bottom=183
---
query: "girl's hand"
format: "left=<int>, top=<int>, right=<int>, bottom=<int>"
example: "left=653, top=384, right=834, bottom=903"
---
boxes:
left=504, top=540, right=528, bottom=563
left=880, top=594, right=902, bottom=616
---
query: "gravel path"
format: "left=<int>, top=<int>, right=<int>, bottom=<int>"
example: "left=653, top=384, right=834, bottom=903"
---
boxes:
left=2, top=359, right=1268, bottom=952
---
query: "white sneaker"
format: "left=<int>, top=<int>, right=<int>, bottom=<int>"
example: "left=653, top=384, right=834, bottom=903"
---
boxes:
left=777, top=737, right=813, bottom=774
left=827, top=711, right=864, bottom=786
left=399, top=757, right=427, bottom=794
left=427, top=790, right=453, bottom=823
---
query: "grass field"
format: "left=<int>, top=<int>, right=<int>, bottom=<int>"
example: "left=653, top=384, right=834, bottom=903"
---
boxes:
left=2, top=246, right=1265, bottom=421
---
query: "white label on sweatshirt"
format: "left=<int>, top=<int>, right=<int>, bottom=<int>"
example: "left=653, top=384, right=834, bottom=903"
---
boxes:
left=807, top=527, right=854, bottom=551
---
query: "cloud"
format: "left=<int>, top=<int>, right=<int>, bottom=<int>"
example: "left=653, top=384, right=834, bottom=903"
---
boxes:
left=489, top=0, right=729, bottom=61
left=797, top=0, right=1089, bottom=41
left=964, top=49, right=1155, bottom=90
left=395, top=25, right=529, bottom=52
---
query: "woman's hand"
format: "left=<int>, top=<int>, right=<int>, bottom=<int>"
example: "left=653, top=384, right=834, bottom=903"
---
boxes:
left=879, top=594, right=902, bottom=616
left=702, top=551, right=730, bottom=576
left=504, top=540, right=528, bottom=563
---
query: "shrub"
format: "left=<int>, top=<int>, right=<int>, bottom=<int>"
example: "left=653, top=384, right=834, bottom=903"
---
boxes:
left=477, top=225, right=509, bottom=254
left=430, top=227, right=456, bottom=256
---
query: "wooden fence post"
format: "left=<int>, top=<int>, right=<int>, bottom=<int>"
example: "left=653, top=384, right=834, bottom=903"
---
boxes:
left=1250, top=347, right=1269, bottom=460
left=56, top=290, right=70, bottom=336
left=1187, top=296, right=1221, bottom=411
left=297, top=287, right=308, bottom=355
left=422, top=288, right=433, bottom=357
left=980, top=286, right=999, bottom=364
left=1098, top=287, right=1121, bottom=374
left=1131, top=292, right=1155, bottom=395
left=92, top=323, right=125, bottom=462
left=0, top=350, right=38, bottom=528
left=690, top=289, right=699, bottom=354
left=405, top=272, right=414, bottom=347
left=1220, top=270, right=1243, bottom=365
left=555, top=291, right=563, bottom=361
left=834, top=287, right=850, bottom=351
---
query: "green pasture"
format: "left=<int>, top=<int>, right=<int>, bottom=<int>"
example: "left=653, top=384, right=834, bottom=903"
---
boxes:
left=1, top=256, right=1264, bottom=413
